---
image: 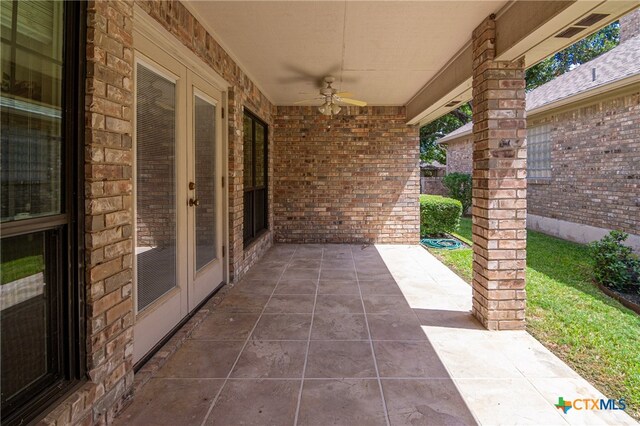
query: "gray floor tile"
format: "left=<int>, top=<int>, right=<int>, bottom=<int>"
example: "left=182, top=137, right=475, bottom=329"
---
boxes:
left=216, top=293, right=270, bottom=313
left=321, top=259, right=355, bottom=269
left=314, top=294, right=364, bottom=314
left=243, top=265, right=286, bottom=281
left=362, top=295, right=414, bottom=315
left=274, top=279, right=318, bottom=295
left=157, top=340, right=244, bottom=378
left=234, top=279, right=279, bottom=295
left=311, top=312, right=369, bottom=340
left=320, top=269, right=357, bottom=281
left=281, top=268, right=320, bottom=280
left=367, top=313, right=427, bottom=341
left=297, top=379, right=387, bottom=426
left=305, top=340, right=376, bottom=378
left=288, top=258, right=322, bottom=269
left=373, top=341, right=450, bottom=378
left=264, top=294, right=315, bottom=313
left=231, top=340, right=307, bottom=378
left=191, top=312, right=260, bottom=340
left=205, top=379, right=300, bottom=426
left=382, top=379, right=477, bottom=425
left=114, top=378, right=223, bottom=426
left=251, top=313, right=312, bottom=340
left=359, top=278, right=404, bottom=295
left=317, top=279, right=360, bottom=294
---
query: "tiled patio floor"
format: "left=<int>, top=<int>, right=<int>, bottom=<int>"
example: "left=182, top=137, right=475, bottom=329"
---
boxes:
left=116, top=244, right=636, bottom=426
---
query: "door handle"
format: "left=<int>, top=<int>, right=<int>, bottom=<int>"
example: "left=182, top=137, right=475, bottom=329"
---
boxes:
left=189, top=198, right=200, bottom=207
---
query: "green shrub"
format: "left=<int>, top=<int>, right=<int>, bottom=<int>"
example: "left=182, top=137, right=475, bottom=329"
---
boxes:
left=590, top=231, right=640, bottom=293
left=419, top=195, right=462, bottom=236
left=443, top=172, right=472, bottom=214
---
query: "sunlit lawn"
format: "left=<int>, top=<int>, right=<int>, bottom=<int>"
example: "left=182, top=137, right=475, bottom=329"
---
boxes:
left=1, top=255, right=44, bottom=285
left=428, top=217, right=640, bottom=420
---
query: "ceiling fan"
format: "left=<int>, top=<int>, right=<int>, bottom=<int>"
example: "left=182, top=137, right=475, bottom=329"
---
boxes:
left=294, top=76, right=367, bottom=116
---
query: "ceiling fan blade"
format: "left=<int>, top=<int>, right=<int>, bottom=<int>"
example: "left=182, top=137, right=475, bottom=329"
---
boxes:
left=338, top=97, right=367, bottom=107
left=334, top=92, right=353, bottom=98
left=294, top=98, right=322, bottom=104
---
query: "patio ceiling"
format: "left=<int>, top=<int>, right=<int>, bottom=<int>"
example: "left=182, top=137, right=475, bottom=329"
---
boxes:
left=186, top=1, right=507, bottom=105
left=185, top=1, right=638, bottom=124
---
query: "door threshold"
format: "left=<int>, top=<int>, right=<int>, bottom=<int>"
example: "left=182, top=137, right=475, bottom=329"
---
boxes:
left=133, top=281, right=226, bottom=372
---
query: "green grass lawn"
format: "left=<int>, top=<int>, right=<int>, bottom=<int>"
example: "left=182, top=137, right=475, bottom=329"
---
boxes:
left=429, top=217, right=640, bottom=420
left=1, top=255, right=44, bottom=285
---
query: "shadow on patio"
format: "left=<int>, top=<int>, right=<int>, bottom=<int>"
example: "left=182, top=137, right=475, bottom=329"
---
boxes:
left=115, top=244, right=636, bottom=425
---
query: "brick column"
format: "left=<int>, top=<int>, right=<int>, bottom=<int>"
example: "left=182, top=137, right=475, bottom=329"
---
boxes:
left=471, top=16, right=527, bottom=330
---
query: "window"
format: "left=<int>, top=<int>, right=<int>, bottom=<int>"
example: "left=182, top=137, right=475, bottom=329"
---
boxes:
left=243, top=111, right=268, bottom=245
left=1, top=1, right=84, bottom=424
left=527, top=124, right=551, bottom=179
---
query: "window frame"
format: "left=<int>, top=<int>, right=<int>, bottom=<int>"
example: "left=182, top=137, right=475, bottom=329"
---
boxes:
left=243, top=109, right=268, bottom=246
left=0, top=1, right=86, bottom=424
left=527, top=123, right=552, bottom=180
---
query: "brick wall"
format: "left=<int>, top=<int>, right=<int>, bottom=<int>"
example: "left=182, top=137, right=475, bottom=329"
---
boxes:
left=620, top=7, right=640, bottom=43
left=528, top=90, right=640, bottom=236
left=41, top=0, right=278, bottom=423
left=445, top=136, right=473, bottom=175
left=420, top=177, right=448, bottom=195
left=40, top=1, right=138, bottom=424
left=273, top=106, right=420, bottom=244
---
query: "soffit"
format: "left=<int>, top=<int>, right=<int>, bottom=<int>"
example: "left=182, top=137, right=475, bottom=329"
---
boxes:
left=187, top=1, right=508, bottom=106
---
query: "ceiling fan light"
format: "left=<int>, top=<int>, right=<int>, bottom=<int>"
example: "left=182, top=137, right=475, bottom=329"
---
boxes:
left=318, top=104, right=328, bottom=115
left=331, top=103, right=341, bottom=115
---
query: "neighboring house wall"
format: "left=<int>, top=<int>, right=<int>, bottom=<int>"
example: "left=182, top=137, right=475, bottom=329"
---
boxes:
left=442, top=88, right=640, bottom=249
left=420, top=177, right=448, bottom=195
left=273, top=106, right=420, bottom=244
left=528, top=89, right=640, bottom=249
left=445, top=136, right=473, bottom=175
left=620, top=7, right=640, bottom=43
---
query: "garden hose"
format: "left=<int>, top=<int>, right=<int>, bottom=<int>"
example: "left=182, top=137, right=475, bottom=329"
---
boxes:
left=421, top=238, right=463, bottom=250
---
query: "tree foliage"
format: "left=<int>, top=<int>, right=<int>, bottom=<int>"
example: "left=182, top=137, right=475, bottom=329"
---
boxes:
left=420, top=21, right=620, bottom=163
left=443, top=172, right=472, bottom=214
left=526, top=21, right=620, bottom=91
left=419, top=103, right=471, bottom=164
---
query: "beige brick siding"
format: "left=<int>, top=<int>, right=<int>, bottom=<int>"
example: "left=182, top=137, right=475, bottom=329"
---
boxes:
left=528, top=90, right=640, bottom=236
left=471, top=16, right=528, bottom=331
left=620, top=7, right=640, bottom=43
left=273, top=106, right=420, bottom=244
left=444, top=89, right=640, bottom=238
left=445, top=136, right=473, bottom=175
left=420, top=177, right=448, bottom=196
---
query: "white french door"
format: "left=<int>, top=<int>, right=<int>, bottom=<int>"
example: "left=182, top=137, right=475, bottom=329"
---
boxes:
left=133, top=34, right=225, bottom=364
left=186, top=74, right=225, bottom=310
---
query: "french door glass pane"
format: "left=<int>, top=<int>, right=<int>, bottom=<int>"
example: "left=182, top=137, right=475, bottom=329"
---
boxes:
left=1, top=0, right=63, bottom=222
left=136, top=64, right=177, bottom=311
left=1, top=231, right=59, bottom=408
left=194, top=95, right=216, bottom=270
